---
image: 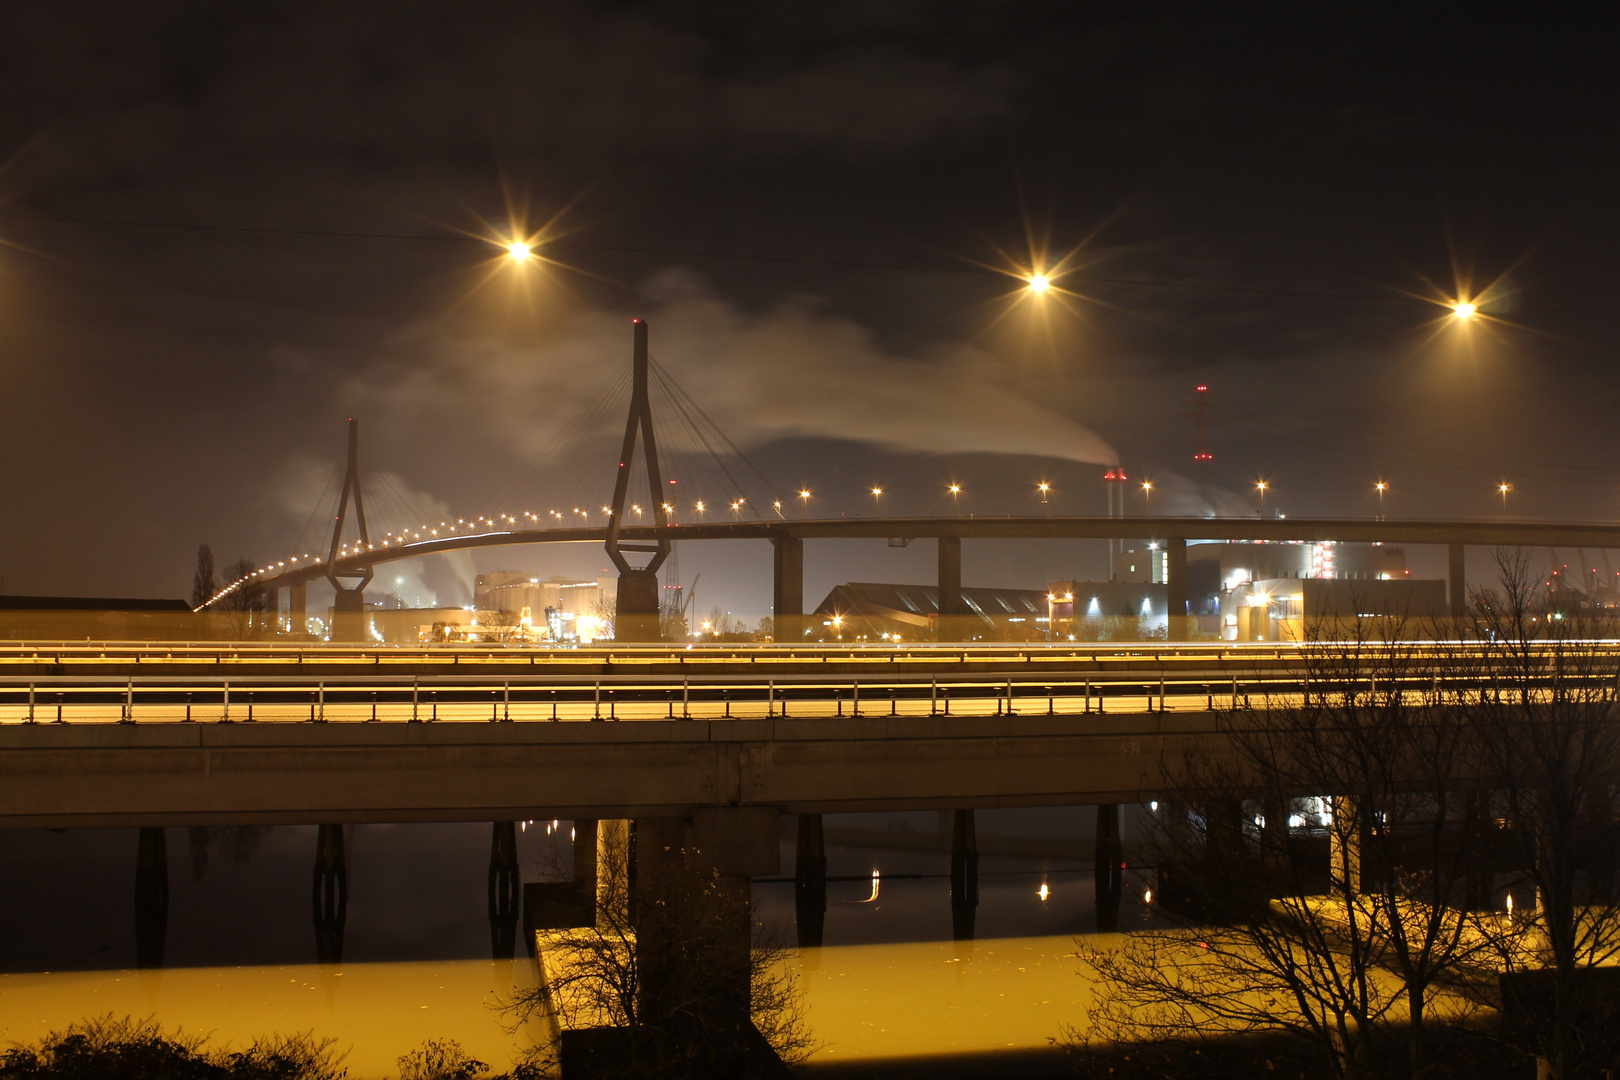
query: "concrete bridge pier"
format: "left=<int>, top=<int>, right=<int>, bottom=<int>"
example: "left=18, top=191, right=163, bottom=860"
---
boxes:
left=631, top=809, right=779, bottom=1062
left=134, top=827, right=168, bottom=969
left=773, top=536, right=804, bottom=643
left=1165, top=536, right=1188, bottom=642
left=938, top=536, right=969, bottom=641
left=489, top=821, right=521, bottom=959
left=312, top=824, right=347, bottom=964
left=949, top=809, right=978, bottom=941
left=331, top=588, right=366, bottom=643
left=794, top=812, right=827, bottom=948
left=1449, top=543, right=1467, bottom=618
left=614, top=571, right=662, bottom=642
left=289, top=581, right=306, bottom=638
left=1094, top=805, right=1123, bottom=932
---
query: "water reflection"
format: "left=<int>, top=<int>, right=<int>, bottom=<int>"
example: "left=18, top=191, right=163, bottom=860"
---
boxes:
left=793, top=813, right=827, bottom=948
left=2, top=806, right=1164, bottom=1070
left=949, top=809, right=979, bottom=942
left=133, top=827, right=168, bottom=969
left=488, top=822, right=521, bottom=959
left=313, top=824, right=348, bottom=965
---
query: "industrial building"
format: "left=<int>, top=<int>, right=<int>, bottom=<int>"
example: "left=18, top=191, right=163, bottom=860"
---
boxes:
left=475, top=571, right=617, bottom=643
left=1053, top=540, right=1444, bottom=641
left=810, top=582, right=1051, bottom=642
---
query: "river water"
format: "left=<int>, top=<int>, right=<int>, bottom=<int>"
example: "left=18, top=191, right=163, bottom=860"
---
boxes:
left=0, top=808, right=1154, bottom=1076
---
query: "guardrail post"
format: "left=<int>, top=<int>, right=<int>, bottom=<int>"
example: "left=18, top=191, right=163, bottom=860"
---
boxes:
left=851, top=680, right=860, bottom=718
left=411, top=678, right=419, bottom=722
left=1159, top=673, right=1166, bottom=711
left=222, top=681, right=230, bottom=723
left=503, top=681, right=511, bottom=722
left=27, top=683, right=34, bottom=724
left=122, top=679, right=133, bottom=724
left=767, top=679, right=774, bottom=717
left=1084, top=678, right=1091, bottom=713
left=593, top=681, right=601, bottom=721
left=930, top=676, right=938, bottom=716
left=1005, top=678, right=1014, bottom=716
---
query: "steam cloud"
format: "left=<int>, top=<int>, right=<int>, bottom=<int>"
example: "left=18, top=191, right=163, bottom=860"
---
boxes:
left=359, top=271, right=1117, bottom=467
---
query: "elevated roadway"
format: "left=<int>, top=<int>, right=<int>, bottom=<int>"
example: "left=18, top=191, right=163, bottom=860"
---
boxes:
left=220, top=514, right=1620, bottom=638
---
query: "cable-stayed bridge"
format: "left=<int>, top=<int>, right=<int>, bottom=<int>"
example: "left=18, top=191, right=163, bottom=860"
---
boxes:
left=199, top=319, right=1620, bottom=641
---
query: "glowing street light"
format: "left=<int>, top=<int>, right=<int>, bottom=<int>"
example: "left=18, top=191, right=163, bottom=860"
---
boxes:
left=1374, top=481, right=1387, bottom=520
left=798, top=489, right=812, bottom=519
left=1255, top=480, right=1269, bottom=517
left=1141, top=480, right=1153, bottom=514
left=1026, top=273, right=1052, bottom=293
left=1499, top=482, right=1511, bottom=515
left=505, top=240, right=534, bottom=262
left=1037, top=481, right=1051, bottom=505
left=947, top=483, right=962, bottom=515
left=1451, top=300, right=1477, bottom=320
left=870, top=487, right=884, bottom=513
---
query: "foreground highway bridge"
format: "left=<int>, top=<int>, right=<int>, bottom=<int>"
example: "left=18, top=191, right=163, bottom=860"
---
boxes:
left=1, top=640, right=1608, bottom=829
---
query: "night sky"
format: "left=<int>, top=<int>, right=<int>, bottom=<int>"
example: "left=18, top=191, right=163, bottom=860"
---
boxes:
left=1, top=5, right=1615, bottom=616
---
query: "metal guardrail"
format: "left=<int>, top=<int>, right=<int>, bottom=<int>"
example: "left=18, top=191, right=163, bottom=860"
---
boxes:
left=0, top=669, right=1587, bottom=725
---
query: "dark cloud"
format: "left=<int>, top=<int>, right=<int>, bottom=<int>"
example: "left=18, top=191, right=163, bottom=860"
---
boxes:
left=0, top=3, right=1615, bottom=609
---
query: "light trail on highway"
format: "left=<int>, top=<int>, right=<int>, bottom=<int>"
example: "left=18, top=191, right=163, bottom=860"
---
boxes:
left=4, top=638, right=1614, bottom=724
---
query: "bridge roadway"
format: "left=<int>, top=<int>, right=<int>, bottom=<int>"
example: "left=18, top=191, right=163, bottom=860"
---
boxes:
left=0, top=641, right=1604, bottom=830
left=224, top=514, right=1620, bottom=635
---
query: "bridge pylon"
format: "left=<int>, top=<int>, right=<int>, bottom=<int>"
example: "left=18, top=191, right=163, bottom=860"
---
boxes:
left=325, top=418, right=373, bottom=642
left=605, top=319, right=672, bottom=642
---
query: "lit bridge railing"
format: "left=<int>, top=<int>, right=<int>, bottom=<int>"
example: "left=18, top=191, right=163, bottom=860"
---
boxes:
left=0, top=670, right=1578, bottom=725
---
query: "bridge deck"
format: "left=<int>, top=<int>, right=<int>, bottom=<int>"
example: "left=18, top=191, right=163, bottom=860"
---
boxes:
left=0, top=711, right=1205, bottom=828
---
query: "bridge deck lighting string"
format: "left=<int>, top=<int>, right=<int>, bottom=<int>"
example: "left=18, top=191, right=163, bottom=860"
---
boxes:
left=6, top=209, right=1616, bottom=321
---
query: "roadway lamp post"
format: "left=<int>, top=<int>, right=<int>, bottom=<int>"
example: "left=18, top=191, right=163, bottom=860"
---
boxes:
left=1499, top=482, right=1511, bottom=517
left=798, top=489, right=811, bottom=520
left=948, top=484, right=962, bottom=516
left=1141, top=480, right=1153, bottom=515
left=1255, top=480, right=1268, bottom=517
left=1374, top=481, right=1386, bottom=521
left=870, top=487, right=883, bottom=514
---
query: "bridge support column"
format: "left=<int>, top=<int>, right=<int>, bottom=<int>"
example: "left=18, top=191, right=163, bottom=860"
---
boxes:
left=938, top=536, right=966, bottom=641
left=1094, top=804, right=1123, bottom=932
left=489, top=821, right=521, bottom=959
left=614, top=570, right=661, bottom=643
left=1448, top=543, right=1467, bottom=620
left=134, top=827, right=168, bottom=969
left=1165, top=536, right=1188, bottom=641
left=263, top=586, right=280, bottom=637
left=289, top=581, right=306, bottom=638
left=621, top=809, right=779, bottom=1072
left=332, top=588, right=365, bottom=643
left=1329, top=797, right=1364, bottom=896
left=950, top=809, right=978, bottom=941
left=313, top=824, right=347, bottom=964
left=772, top=536, right=804, bottom=643
left=795, top=812, right=827, bottom=948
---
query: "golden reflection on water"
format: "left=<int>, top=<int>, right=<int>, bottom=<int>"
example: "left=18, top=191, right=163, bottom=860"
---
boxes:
left=0, top=959, right=542, bottom=1078
left=794, top=934, right=1098, bottom=1063
left=0, top=934, right=1101, bottom=1075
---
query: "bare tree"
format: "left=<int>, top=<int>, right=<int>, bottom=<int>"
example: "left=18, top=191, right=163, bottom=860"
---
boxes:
left=216, top=556, right=266, bottom=639
left=1073, top=612, right=1492, bottom=1079
left=501, top=827, right=814, bottom=1078
left=1462, top=548, right=1620, bottom=1080
left=190, top=543, right=217, bottom=609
